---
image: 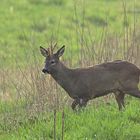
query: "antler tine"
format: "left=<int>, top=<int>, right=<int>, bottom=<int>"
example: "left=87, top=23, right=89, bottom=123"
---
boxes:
left=53, top=42, right=57, bottom=51
left=49, top=42, right=53, bottom=55
left=48, top=42, right=57, bottom=55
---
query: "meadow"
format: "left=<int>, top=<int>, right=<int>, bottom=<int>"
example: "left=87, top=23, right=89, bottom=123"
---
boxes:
left=0, top=0, right=140, bottom=139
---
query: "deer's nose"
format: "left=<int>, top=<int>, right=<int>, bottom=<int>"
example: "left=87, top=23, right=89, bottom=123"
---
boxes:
left=42, top=69, right=47, bottom=73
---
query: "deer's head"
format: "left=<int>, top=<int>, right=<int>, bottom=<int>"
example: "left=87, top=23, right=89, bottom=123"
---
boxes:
left=40, top=45, right=65, bottom=74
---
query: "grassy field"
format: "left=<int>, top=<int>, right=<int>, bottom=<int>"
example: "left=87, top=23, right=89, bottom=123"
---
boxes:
left=1, top=0, right=140, bottom=67
left=0, top=0, right=140, bottom=139
left=1, top=99, right=140, bottom=140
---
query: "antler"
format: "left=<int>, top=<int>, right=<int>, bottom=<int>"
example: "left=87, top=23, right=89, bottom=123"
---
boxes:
left=50, top=42, right=57, bottom=55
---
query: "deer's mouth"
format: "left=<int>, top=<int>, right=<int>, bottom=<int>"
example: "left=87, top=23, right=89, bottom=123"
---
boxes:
left=42, top=69, right=50, bottom=74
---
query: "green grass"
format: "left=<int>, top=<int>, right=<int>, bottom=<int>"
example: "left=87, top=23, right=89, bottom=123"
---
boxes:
left=0, top=98, right=140, bottom=140
left=0, top=0, right=140, bottom=67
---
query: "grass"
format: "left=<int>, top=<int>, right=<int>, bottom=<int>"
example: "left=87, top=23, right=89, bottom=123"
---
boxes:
left=0, top=0, right=140, bottom=139
left=0, top=0, right=140, bottom=67
left=1, top=99, right=140, bottom=140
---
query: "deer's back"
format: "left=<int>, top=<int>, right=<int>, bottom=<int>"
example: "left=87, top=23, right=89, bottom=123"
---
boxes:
left=68, top=60, right=140, bottom=99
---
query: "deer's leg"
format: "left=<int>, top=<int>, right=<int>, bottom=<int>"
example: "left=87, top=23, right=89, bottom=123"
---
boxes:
left=71, top=99, right=79, bottom=110
left=114, top=91, right=125, bottom=110
left=78, top=98, right=88, bottom=108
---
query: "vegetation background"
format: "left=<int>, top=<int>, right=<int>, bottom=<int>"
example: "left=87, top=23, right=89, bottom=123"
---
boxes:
left=0, top=0, right=140, bottom=139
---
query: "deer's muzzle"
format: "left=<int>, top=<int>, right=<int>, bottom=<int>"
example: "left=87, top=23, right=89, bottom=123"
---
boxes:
left=42, top=69, right=50, bottom=74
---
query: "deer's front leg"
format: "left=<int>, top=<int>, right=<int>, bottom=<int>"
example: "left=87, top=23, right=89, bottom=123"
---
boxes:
left=71, top=99, right=79, bottom=110
left=79, top=98, right=88, bottom=108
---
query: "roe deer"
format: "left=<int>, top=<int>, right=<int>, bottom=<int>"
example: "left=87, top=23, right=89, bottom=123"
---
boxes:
left=40, top=45, right=140, bottom=110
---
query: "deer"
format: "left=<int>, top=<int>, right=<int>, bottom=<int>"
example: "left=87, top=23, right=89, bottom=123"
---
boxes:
left=40, top=44, right=140, bottom=110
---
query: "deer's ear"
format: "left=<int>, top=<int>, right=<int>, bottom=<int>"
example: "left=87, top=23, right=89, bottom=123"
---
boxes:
left=40, top=46, right=49, bottom=57
left=56, top=45, right=65, bottom=57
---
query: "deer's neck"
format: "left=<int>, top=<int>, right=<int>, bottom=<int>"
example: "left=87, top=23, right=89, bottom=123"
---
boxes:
left=51, top=62, right=74, bottom=89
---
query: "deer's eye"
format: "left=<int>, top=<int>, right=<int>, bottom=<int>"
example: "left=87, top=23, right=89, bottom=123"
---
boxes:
left=50, top=60, right=55, bottom=64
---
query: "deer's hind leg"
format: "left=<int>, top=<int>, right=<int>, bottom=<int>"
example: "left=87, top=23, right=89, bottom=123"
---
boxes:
left=114, top=91, right=125, bottom=110
left=121, top=80, right=140, bottom=98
